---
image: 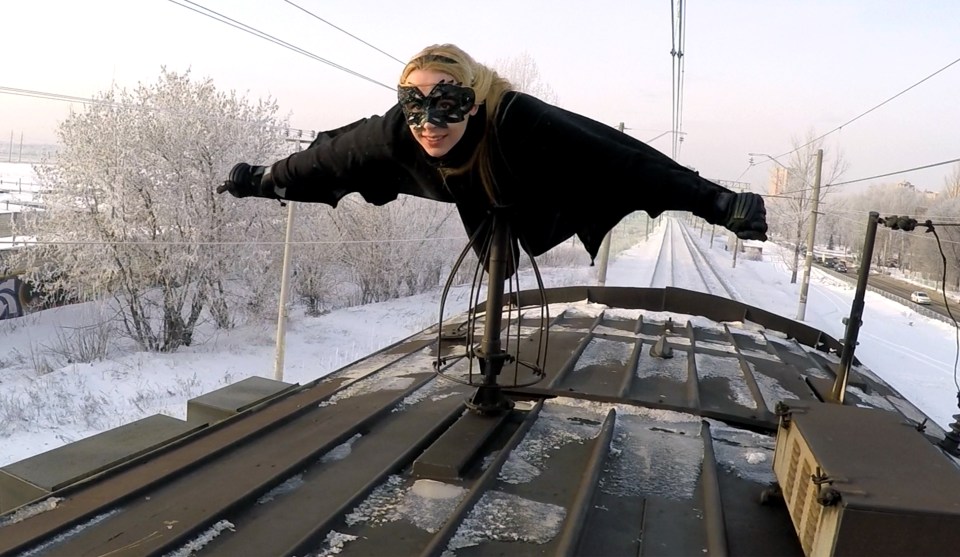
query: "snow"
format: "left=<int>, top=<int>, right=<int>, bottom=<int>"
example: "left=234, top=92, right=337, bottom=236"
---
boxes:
left=2, top=182, right=960, bottom=475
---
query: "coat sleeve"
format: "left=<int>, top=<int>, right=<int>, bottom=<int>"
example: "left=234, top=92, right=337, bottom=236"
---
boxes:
left=268, top=105, right=425, bottom=207
left=494, top=93, right=734, bottom=259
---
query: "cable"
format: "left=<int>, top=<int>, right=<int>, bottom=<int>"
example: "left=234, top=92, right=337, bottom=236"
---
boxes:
left=668, top=0, right=686, bottom=161
left=826, top=157, right=960, bottom=188
left=884, top=220, right=960, bottom=393
left=167, top=0, right=394, bottom=91
left=281, top=0, right=405, bottom=65
left=826, top=207, right=960, bottom=222
left=774, top=55, right=960, bottom=160
left=757, top=156, right=960, bottom=201
left=670, top=0, right=677, bottom=160
left=0, top=84, right=317, bottom=138
left=676, top=0, right=687, bottom=161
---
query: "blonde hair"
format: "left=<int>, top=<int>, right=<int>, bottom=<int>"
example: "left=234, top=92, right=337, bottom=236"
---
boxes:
left=400, top=44, right=514, bottom=203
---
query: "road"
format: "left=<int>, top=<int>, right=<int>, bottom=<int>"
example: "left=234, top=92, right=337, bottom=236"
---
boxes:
left=816, top=261, right=955, bottom=319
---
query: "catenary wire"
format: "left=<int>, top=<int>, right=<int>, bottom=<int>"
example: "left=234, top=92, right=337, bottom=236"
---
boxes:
left=826, top=157, right=960, bottom=188
left=281, top=0, right=405, bottom=65
left=773, top=55, right=960, bottom=160
left=167, top=0, right=394, bottom=91
left=0, top=85, right=317, bottom=138
left=757, top=156, right=960, bottom=201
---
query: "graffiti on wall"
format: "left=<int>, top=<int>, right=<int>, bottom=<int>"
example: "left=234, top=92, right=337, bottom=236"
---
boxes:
left=0, top=276, right=25, bottom=319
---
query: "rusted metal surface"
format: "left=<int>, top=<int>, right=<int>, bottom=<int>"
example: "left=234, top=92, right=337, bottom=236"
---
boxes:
left=1, top=286, right=952, bottom=556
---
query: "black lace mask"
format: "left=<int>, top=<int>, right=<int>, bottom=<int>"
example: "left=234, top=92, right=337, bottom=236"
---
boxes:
left=397, top=81, right=476, bottom=129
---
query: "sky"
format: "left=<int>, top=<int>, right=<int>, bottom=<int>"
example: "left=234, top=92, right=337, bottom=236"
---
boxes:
left=3, top=1, right=960, bottom=193
left=2, top=172, right=960, bottom=468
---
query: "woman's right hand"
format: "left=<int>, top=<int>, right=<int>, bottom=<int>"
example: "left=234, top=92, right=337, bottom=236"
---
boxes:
left=217, top=163, right=276, bottom=198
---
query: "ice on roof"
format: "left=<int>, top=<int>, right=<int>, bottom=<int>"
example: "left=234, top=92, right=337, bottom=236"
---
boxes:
left=163, top=520, right=235, bottom=557
left=695, top=353, right=757, bottom=409
left=573, top=337, right=634, bottom=371
left=848, top=385, right=896, bottom=411
left=707, top=420, right=777, bottom=485
left=17, top=510, right=119, bottom=557
left=749, top=362, right=798, bottom=413
left=310, top=530, right=359, bottom=557
left=504, top=397, right=704, bottom=499
left=499, top=402, right=603, bottom=484
left=320, top=350, right=436, bottom=407
left=0, top=497, right=63, bottom=527
left=320, top=433, right=363, bottom=463
left=343, top=475, right=467, bottom=535
left=601, top=412, right=703, bottom=499
left=695, top=339, right=738, bottom=355
left=445, top=490, right=566, bottom=552
left=257, top=473, right=305, bottom=504
left=635, top=348, right=688, bottom=382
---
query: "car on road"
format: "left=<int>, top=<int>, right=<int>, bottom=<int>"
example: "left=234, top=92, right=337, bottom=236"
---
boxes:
left=910, top=291, right=932, bottom=305
left=835, top=262, right=847, bottom=273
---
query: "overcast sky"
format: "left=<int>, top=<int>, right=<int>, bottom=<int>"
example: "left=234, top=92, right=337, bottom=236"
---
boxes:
left=4, top=0, right=959, bottom=194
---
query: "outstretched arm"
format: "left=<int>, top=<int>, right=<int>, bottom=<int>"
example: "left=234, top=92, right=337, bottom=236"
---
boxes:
left=219, top=105, right=427, bottom=208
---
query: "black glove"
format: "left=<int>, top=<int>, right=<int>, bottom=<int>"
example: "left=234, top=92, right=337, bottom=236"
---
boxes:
left=718, top=191, right=768, bottom=241
left=216, top=163, right=278, bottom=199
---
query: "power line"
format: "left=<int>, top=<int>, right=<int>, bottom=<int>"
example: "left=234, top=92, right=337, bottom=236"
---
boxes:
left=758, top=156, right=960, bottom=200
left=774, top=55, right=960, bottom=160
left=167, top=0, right=394, bottom=91
left=669, top=0, right=686, bottom=161
left=281, top=0, right=405, bottom=65
left=827, top=208, right=960, bottom=222
left=826, top=157, right=960, bottom=188
left=0, top=84, right=317, bottom=139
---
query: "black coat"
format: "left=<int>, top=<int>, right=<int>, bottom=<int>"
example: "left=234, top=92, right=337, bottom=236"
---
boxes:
left=270, top=92, right=731, bottom=261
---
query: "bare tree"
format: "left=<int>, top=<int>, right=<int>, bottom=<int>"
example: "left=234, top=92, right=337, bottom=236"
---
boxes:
left=943, top=162, right=960, bottom=199
left=495, top=52, right=559, bottom=104
left=326, top=195, right=463, bottom=305
left=14, top=69, right=288, bottom=351
left=765, top=131, right=847, bottom=282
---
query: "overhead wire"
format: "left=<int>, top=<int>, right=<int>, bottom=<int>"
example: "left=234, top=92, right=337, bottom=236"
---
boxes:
left=876, top=218, right=960, bottom=393
left=280, top=0, right=405, bottom=65
left=676, top=0, right=687, bottom=161
left=0, top=84, right=318, bottom=138
left=670, top=0, right=677, bottom=160
left=773, top=55, right=960, bottom=160
left=669, top=0, right=686, bottom=161
left=167, top=0, right=394, bottom=91
left=826, top=157, right=960, bottom=188
left=756, top=156, right=960, bottom=201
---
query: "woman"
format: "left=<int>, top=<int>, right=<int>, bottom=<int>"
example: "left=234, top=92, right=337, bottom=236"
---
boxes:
left=219, top=44, right=767, bottom=263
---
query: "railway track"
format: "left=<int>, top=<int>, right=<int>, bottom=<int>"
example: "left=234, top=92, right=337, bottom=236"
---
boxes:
left=649, top=218, right=739, bottom=301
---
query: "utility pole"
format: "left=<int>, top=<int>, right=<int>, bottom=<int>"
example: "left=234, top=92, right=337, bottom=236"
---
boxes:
left=595, top=121, right=624, bottom=286
left=796, top=148, right=823, bottom=321
left=274, top=132, right=310, bottom=381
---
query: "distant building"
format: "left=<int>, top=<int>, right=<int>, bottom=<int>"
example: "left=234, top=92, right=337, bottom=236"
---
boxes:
left=768, top=167, right=789, bottom=196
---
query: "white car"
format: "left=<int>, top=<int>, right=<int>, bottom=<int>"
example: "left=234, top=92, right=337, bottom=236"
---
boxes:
left=910, top=291, right=932, bottom=305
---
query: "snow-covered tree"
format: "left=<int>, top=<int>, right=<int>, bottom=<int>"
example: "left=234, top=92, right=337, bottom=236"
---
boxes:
left=14, top=69, right=289, bottom=351
left=326, top=195, right=462, bottom=305
left=495, top=52, right=559, bottom=105
left=944, top=162, right=960, bottom=199
left=765, top=132, right=846, bottom=282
